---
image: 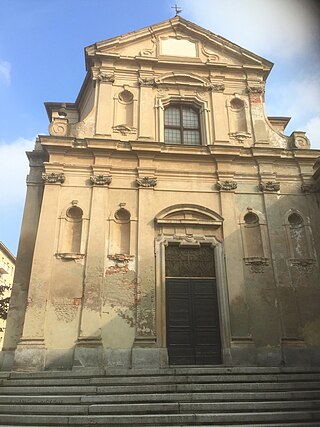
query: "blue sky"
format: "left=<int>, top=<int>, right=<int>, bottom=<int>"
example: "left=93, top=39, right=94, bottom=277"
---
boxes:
left=0, top=0, right=319, bottom=255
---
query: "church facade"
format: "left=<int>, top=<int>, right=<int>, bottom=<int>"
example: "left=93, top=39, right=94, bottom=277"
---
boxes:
left=1, top=17, right=320, bottom=371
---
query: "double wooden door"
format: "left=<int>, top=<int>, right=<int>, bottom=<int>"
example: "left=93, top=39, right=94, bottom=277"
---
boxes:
left=165, top=245, right=222, bottom=365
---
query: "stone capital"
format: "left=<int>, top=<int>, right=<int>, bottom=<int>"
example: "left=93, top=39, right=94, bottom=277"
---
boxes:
left=90, top=174, right=112, bottom=186
left=42, top=172, right=65, bottom=184
left=136, top=176, right=157, bottom=188
left=259, top=181, right=280, bottom=192
left=216, top=180, right=237, bottom=191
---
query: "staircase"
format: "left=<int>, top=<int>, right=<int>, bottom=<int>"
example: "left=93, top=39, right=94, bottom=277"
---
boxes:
left=0, top=366, right=320, bottom=426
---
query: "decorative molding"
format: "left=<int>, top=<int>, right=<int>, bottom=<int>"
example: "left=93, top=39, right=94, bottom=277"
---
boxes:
left=289, top=258, right=315, bottom=272
left=244, top=257, right=269, bottom=273
left=90, top=174, right=112, bottom=186
left=230, top=131, right=251, bottom=143
left=208, top=83, right=225, bottom=92
left=216, top=180, right=237, bottom=191
left=48, top=118, right=68, bottom=137
left=247, top=85, right=264, bottom=94
left=301, top=182, right=319, bottom=193
left=72, top=139, right=88, bottom=148
left=113, top=125, right=136, bottom=135
left=289, top=131, right=310, bottom=150
left=139, top=34, right=156, bottom=57
left=42, top=172, right=65, bottom=184
left=201, top=44, right=220, bottom=62
left=56, top=253, right=85, bottom=261
left=259, top=181, right=280, bottom=192
left=136, top=176, right=157, bottom=188
left=108, top=254, right=134, bottom=268
left=72, top=119, right=95, bottom=139
left=138, top=77, right=156, bottom=87
left=92, top=69, right=115, bottom=83
left=140, top=48, right=155, bottom=57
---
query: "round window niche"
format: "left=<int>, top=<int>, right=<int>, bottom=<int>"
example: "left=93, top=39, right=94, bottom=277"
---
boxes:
left=118, top=90, right=134, bottom=103
left=288, top=212, right=303, bottom=227
left=230, top=98, right=244, bottom=110
left=67, top=206, right=83, bottom=220
left=115, top=208, right=131, bottom=222
left=244, top=212, right=259, bottom=225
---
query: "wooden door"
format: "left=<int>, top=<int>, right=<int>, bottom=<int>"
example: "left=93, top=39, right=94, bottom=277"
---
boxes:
left=165, top=245, right=222, bottom=365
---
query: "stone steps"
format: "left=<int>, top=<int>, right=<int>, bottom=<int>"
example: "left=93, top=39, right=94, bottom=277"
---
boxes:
left=1, top=381, right=319, bottom=395
left=2, top=372, right=320, bottom=386
left=0, top=399, right=319, bottom=414
left=1, top=411, right=320, bottom=426
left=0, top=367, right=319, bottom=425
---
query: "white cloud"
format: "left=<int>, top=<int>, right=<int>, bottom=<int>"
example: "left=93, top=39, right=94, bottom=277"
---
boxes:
left=183, top=0, right=320, bottom=148
left=0, top=61, right=11, bottom=86
left=305, top=117, right=320, bottom=149
left=266, top=73, right=320, bottom=120
left=182, top=0, right=320, bottom=59
left=0, top=138, right=35, bottom=205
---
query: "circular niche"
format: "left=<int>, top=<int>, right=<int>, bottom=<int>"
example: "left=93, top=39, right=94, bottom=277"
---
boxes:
left=115, top=208, right=131, bottom=222
left=288, top=212, right=303, bottom=227
left=244, top=212, right=259, bottom=225
left=118, top=90, right=134, bottom=103
left=230, top=98, right=244, bottom=110
left=67, top=206, right=83, bottom=220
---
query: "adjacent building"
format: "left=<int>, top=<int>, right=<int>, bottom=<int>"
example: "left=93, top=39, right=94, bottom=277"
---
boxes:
left=1, top=17, right=320, bottom=371
left=0, top=242, right=15, bottom=351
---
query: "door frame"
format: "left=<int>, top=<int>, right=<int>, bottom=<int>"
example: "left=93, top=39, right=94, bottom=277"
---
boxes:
left=155, top=234, right=232, bottom=365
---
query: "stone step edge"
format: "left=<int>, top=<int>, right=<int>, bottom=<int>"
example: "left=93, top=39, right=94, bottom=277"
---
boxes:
left=3, top=366, right=320, bottom=378
left=0, top=410, right=320, bottom=425
left=1, top=390, right=320, bottom=403
left=0, top=399, right=319, bottom=415
left=3, top=373, right=320, bottom=386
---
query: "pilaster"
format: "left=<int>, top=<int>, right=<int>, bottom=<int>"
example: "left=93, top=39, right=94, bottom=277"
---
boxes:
left=1, top=146, right=45, bottom=370
left=74, top=165, right=111, bottom=368
left=133, top=159, right=157, bottom=352
left=95, top=71, right=115, bottom=136
left=13, top=171, right=62, bottom=371
left=138, top=72, right=155, bottom=140
left=216, top=158, right=254, bottom=364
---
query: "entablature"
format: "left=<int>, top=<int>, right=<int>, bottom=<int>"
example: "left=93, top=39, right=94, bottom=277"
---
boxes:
left=38, top=135, right=320, bottom=162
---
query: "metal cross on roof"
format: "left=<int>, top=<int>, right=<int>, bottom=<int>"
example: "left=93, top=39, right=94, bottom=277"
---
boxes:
left=171, top=4, right=183, bottom=16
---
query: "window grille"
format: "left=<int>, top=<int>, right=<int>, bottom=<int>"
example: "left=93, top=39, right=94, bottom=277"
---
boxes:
left=164, top=105, right=201, bottom=145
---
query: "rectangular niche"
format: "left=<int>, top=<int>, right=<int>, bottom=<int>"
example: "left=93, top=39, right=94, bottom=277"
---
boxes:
left=160, top=37, right=198, bottom=57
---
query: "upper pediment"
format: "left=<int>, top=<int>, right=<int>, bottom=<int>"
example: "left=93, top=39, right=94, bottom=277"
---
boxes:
left=85, top=16, right=273, bottom=76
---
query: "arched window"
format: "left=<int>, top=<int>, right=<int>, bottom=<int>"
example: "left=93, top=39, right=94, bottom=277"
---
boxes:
left=164, top=104, right=201, bottom=145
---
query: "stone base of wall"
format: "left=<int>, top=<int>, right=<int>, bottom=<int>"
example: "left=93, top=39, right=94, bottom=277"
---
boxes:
left=1, top=345, right=320, bottom=372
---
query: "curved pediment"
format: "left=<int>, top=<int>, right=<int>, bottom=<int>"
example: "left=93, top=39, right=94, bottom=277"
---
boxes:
left=155, top=73, right=211, bottom=88
left=155, top=204, right=223, bottom=227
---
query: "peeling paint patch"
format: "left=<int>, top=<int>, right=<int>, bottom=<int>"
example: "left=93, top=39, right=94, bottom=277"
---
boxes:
left=103, top=271, right=136, bottom=327
left=52, top=298, right=79, bottom=323
left=105, top=265, right=129, bottom=275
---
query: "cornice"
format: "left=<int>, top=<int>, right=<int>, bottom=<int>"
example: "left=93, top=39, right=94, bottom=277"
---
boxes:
left=37, top=135, right=320, bottom=164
